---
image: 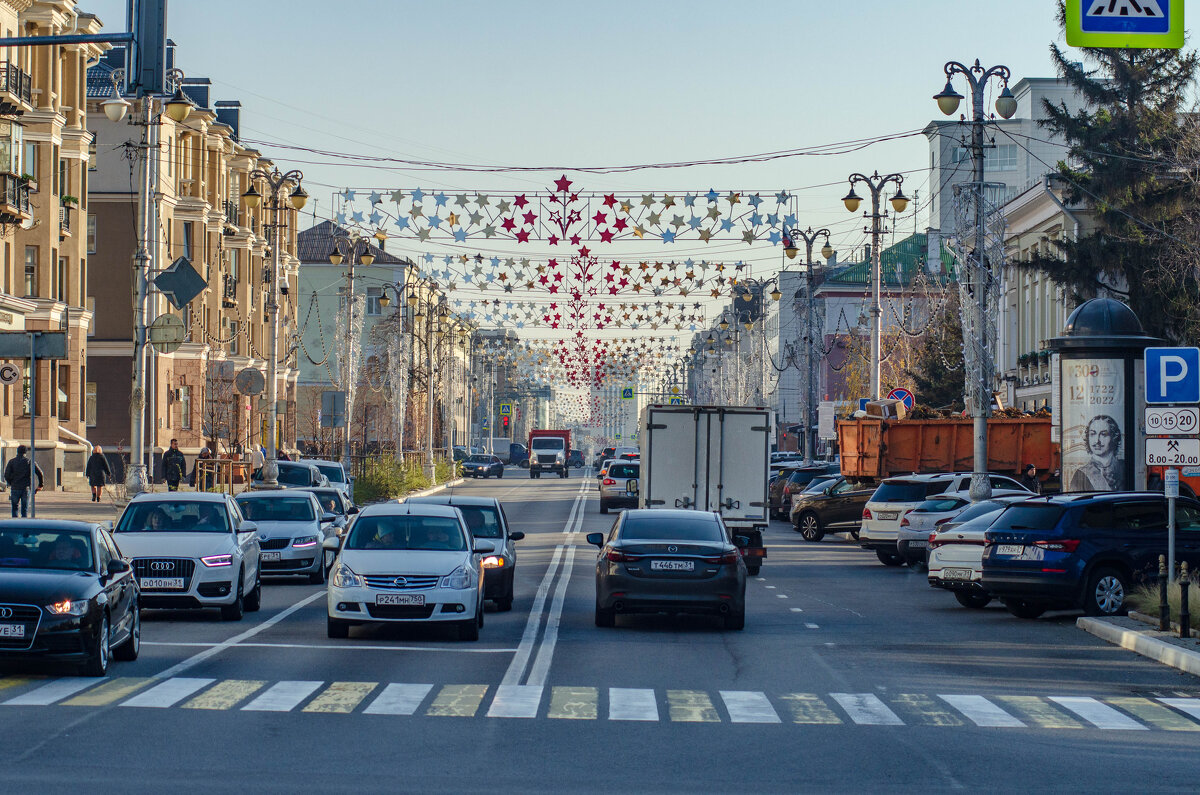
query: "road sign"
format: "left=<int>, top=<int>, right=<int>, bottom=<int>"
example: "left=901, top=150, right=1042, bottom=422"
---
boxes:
left=499, top=402, right=512, bottom=416
left=1146, top=437, right=1200, bottom=467
left=1067, top=0, right=1183, bottom=49
left=0, top=363, right=18, bottom=385
left=320, top=391, right=346, bottom=428
left=1165, top=467, right=1180, bottom=498
left=621, top=387, right=635, bottom=400
left=148, top=313, right=185, bottom=353
left=615, top=432, right=621, bottom=439
left=668, top=396, right=685, bottom=405
left=1145, top=347, right=1200, bottom=404
left=153, top=256, right=207, bottom=310
left=1145, top=405, right=1199, bottom=435
left=886, top=387, right=915, bottom=410
left=0, top=331, right=66, bottom=359
left=235, top=367, right=266, bottom=396
left=818, top=401, right=837, bottom=440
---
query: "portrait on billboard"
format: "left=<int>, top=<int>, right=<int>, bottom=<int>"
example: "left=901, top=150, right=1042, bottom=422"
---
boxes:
left=1062, top=359, right=1125, bottom=492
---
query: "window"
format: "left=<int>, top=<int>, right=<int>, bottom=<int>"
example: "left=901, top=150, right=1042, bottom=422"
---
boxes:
left=182, top=221, right=193, bottom=260
left=57, top=365, right=69, bottom=421
left=88, top=139, right=97, bottom=171
left=366, top=286, right=382, bottom=315
left=22, top=141, right=36, bottom=180
left=85, top=382, right=96, bottom=427
left=87, top=214, right=96, bottom=253
left=228, top=318, right=239, bottom=355
left=56, top=256, right=66, bottom=302
left=950, top=144, right=1018, bottom=172
left=0, top=119, right=21, bottom=175
left=23, top=245, right=35, bottom=296
left=179, top=385, right=192, bottom=429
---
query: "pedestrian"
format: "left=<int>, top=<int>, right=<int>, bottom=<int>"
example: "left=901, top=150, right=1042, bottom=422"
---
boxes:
left=250, top=444, right=265, bottom=479
left=1020, top=463, right=1041, bottom=495
left=85, top=446, right=111, bottom=502
left=163, top=438, right=187, bottom=492
left=3, top=445, right=44, bottom=518
left=190, top=447, right=214, bottom=491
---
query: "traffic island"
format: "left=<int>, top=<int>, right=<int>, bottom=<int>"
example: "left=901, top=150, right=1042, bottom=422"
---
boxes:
left=1077, top=614, right=1200, bottom=678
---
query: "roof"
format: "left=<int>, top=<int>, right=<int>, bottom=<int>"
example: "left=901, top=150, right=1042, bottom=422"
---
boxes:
left=130, top=492, right=227, bottom=503
left=360, top=502, right=462, bottom=518
left=297, top=220, right=411, bottom=266
left=405, top=495, right=501, bottom=508
left=234, top=490, right=317, bottom=501
left=301, top=459, right=345, bottom=469
left=86, top=57, right=118, bottom=99
left=0, top=519, right=99, bottom=530
left=821, top=233, right=956, bottom=289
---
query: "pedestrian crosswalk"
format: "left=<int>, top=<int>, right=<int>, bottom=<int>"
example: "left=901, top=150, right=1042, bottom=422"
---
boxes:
left=2, top=675, right=1199, bottom=730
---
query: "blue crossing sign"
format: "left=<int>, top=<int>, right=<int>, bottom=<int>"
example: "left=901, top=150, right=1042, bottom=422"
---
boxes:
left=621, top=387, right=635, bottom=400
left=1067, top=1, right=1183, bottom=49
left=668, top=396, right=685, bottom=405
left=1146, top=347, right=1200, bottom=404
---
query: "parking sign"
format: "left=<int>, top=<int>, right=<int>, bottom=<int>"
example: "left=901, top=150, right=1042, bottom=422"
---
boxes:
left=1145, top=347, right=1200, bottom=404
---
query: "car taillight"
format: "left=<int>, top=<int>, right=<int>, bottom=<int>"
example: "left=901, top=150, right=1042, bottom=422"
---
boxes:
left=606, top=549, right=641, bottom=563
left=603, top=478, right=615, bottom=485
left=928, top=532, right=940, bottom=548
left=1033, top=539, right=1081, bottom=553
left=862, top=508, right=873, bottom=520
left=899, top=516, right=910, bottom=527
left=702, top=551, right=740, bottom=565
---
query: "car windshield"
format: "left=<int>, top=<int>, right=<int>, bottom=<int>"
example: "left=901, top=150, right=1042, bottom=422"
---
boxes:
left=609, top=464, right=639, bottom=478
left=914, top=497, right=968, bottom=513
left=872, top=481, right=948, bottom=503
left=236, top=497, right=315, bottom=522
left=621, top=515, right=725, bottom=543
left=310, top=492, right=343, bottom=515
left=804, top=478, right=839, bottom=494
left=276, top=465, right=312, bottom=486
left=531, top=439, right=562, bottom=450
left=315, top=464, right=345, bottom=483
left=456, top=505, right=503, bottom=539
left=117, top=501, right=230, bottom=533
left=345, top=515, right=467, bottom=551
left=0, top=528, right=93, bottom=571
left=467, top=455, right=493, bottom=463
left=954, top=500, right=1015, bottom=524
left=991, top=504, right=1066, bottom=532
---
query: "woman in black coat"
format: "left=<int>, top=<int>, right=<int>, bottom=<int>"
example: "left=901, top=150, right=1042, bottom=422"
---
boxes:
left=85, top=446, right=111, bottom=502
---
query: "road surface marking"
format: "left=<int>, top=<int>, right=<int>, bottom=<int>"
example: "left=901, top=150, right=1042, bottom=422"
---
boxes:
left=764, top=585, right=776, bottom=589
left=487, top=685, right=543, bottom=718
left=144, top=641, right=517, bottom=653
left=938, top=695, right=1024, bottom=728
left=181, top=680, right=265, bottom=710
left=363, top=683, right=433, bottom=715
left=1159, top=697, right=1200, bottom=722
left=608, top=688, right=659, bottom=721
left=805, top=623, right=819, bottom=629
left=994, top=696, right=1083, bottom=729
left=548, top=686, right=597, bottom=720
left=890, top=694, right=964, bottom=726
left=789, top=607, right=804, bottom=613
left=3, top=677, right=99, bottom=706
left=241, top=680, right=322, bottom=712
left=120, top=677, right=215, bottom=709
left=1049, top=696, right=1147, bottom=730
left=779, top=693, right=841, bottom=724
left=776, top=594, right=788, bottom=599
left=720, top=691, right=781, bottom=724
left=426, top=684, right=488, bottom=717
left=667, top=690, right=720, bottom=722
left=526, top=541, right=580, bottom=687
left=1105, top=697, right=1200, bottom=731
left=0, top=677, right=40, bottom=693
left=61, top=677, right=153, bottom=707
left=831, top=693, right=903, bottom=725
left=304, top=682, right=378, bottom=713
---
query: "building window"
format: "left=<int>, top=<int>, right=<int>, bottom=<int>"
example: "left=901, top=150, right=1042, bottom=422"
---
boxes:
left=182, top=221, right=193, bottom=260
left=88, top=139, right=97, bottom=171
left=229, top=319, right=239, bottom=355
left=57, top=365, right=69, bottom=421
left=366, top=286, right=382, bottom=316
left=87, top=213, right=97, bottom=253
left=23, top=245, right=36, bottom=296
left=0, top=119, right=21, bottom=175
left=22, top=141, right=35, bottom=181
left=57, top=256, right=66, bottom=302
left=85, top=382, right=97, bottom=426
left=950, top=143, right=1018, bottom=172
left=179, top=385, right=192, bottom=429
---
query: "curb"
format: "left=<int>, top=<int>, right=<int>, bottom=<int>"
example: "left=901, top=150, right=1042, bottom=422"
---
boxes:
left=1077, top=616, right=1200, bottom=678
left=399, top=478, right=465, bottom=500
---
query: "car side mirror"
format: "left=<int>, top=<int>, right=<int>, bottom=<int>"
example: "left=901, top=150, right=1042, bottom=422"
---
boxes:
left=347, top=506, right=359, bottom=515
left=321, top=536, right=341, bottom=552
left=474, top=540, right=498, bottom=554
left=107, top=558, right=131, bottom=575
left=823, top=486, right=833, bottom=496
left=733, top=535, right=749, bottom=548
left=586, top=532, right=604, bottom=547
left=238, top=520, right=258, bottom=534
left=320, top=514, right=337, bottom=524
left=508, top=531, right=525, bottom=542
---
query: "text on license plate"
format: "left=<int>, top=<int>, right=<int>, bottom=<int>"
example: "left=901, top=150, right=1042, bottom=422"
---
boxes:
left=650, top=560, right=694, bottom=571
left=261, top=552, right=281, bottom=562
left=943, top=568, right=973, bottom=580
left=876, top=511, right=898, bottom=520
left=140, top=577, right=184, bottom=590
left=996, top=544, right=1025, bottom=556
left=376, top=593, right=425, bottom=606
left=0, top=623, right=24, bottom=638
left=908, top=540, right=928, bottom=548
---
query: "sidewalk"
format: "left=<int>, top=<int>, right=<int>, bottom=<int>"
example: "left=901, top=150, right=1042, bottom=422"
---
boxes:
left=1078, top=613, right=1200, bottom=678
left=12, top=485, right=203, bottom=524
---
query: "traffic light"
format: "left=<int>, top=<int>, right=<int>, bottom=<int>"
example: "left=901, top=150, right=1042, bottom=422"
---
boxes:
left=502, top=415, right=509, bottom=430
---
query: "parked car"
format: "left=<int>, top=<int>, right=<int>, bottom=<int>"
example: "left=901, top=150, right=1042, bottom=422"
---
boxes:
left=461, top=454, right=505, bottom=479
left=860, top=473, right=1029, bottom=566
left=298, top=486, right=359, bottom=536
left=789, top=477, right=877, bottom=541
left=251, top=460, right=328, bottom=490
left=983, top=493, right=1200, bottom=619
left=586, top=508, right=748, bottom=630
left=568, top=449, right=585, bottom=468
left=927, top=496, right=1029, bottom=608
left=405, top=495, right=524, bottom=611
left=113, top=492, right=261, bottom=621
left=600, top=460, right=640, bottom=514
left=898, top=487, right=1034, bottom=566
left=324, top=502, right=495, bottom=640
left=235, top=490, right=337, bottom=584
left=0, top=520, right=140, bottom=676
left=510, top=443, right=529, bottom=468
left=303, top=458, right=351, bottom=500
left=768, top=464, right=840, bottom=519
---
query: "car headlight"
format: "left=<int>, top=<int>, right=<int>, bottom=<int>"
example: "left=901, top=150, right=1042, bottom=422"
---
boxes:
left=201, top=554, right=234, bottom=567
left=47, top=599, right=90, bottom=616
left=331, top=563, right=364, bottom=588
left=292, top=536, right=319, bottom=548
left=439, top=565, right=474, bottom=589
left=481, top=555, right=506, bottom=569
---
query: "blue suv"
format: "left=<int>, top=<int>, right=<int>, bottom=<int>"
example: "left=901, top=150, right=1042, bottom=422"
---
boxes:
left=982, top=492, right=1200, bottom=619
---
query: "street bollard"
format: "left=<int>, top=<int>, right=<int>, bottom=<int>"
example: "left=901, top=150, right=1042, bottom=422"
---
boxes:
left=1160, top=555, right=1170, bottom=632
left=1181, top=561, right=1191, bottom=640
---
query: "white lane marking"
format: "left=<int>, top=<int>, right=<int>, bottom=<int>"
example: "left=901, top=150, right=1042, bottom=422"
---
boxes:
left=363, top=683, right=433, bottom=715
left=805, top=623, right=819, bottom=629
left=153, top=591, right=325, bottom=680
left=4, top=677, right=104, bottom=706
left=720, top=691, right=781, bottom=724
left=1049, top=696, right=1148, bottom=730
left=755, top=577, right=766, bottom=582
left=120, top=677, right=215, bottom=709
left=525, top=494, right=586, bottom=688
left=789, top=607, right=804, bottom=613
left=241, top=680, right=323, bottom=712
left=776, top=594, right=788, bottom=599
left=764, top=585, right=776, bottom=590
left=939, top=695, right=1025, bottom=728
left=144, top=641, right=517, bottom=653
left=831, top=693, right=904, bottom=725
left=487, top=684, right=544, bottom=718
left=1159, top=697, right=1200, bottom=721
left=609, top=688, right=659, bottom=721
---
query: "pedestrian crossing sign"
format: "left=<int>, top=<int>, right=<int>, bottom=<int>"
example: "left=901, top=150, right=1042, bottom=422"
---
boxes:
left=1067, top=1, right=1182, bottom=48
left=499, top=403, right=512, bottom=416
left=621, top=387, right=635, bottom=400
left=669, top=397, right=685, bottom=405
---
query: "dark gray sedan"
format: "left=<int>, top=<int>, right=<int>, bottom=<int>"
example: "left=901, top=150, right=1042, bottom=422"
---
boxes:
left=587, top=509, right=747, bottom=630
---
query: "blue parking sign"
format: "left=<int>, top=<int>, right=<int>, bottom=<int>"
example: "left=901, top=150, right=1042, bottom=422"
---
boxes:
left=1145, top=347, right=1200, bottom=404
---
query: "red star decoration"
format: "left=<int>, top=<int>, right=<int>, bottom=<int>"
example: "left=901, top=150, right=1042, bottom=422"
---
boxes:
left=522, top=211, right=537, bottom=226
left=513, top=194, right=529, bottom=208
left=592, top=211, right=608, bottom=226
left=515, top=230, right=530, bottom=243
left=603, top=194, right=617, bottom=208
left=578, top=246, right=591, bottom=257
left=501, top=217, right=516, bottom=232
left=613, top=218, right=628, bottom=232
left=554, top=175, right=572, bottom=193
left=548, top=235, right=559, bottom=246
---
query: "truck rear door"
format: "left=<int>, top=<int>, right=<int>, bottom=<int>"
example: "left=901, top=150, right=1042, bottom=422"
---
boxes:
left=707, top=409, right=770, bottom=526
left=641, top=408, right=701, bottom=510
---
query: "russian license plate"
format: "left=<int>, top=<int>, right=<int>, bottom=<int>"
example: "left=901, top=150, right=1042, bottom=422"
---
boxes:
left=996, top=544, right=1025, bottom=556
left=140, top=577, right=184, bottom=590
left=943, top=568, right=973, bottom=580
left=908, top=539, right=928, bottom=549
left=877, top=511, right=898, bottom=520
left=0, top=623, right=24, bottom=638
left=261, top=552, right=281, bottom=562
left=376, top=593, right=425, bottom=606
left=651, top=560, right=694, bottom=571
left=625, top=479, right=638, bottom=496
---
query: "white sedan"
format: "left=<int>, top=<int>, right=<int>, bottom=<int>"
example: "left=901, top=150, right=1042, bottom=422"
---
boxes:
left=325, top=503, right=495, bottom=641
left=927, top=497, right=1028, bottom=608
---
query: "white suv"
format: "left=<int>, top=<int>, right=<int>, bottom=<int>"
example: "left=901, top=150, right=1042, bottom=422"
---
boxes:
left=860, top=473, right=1027, bottom=566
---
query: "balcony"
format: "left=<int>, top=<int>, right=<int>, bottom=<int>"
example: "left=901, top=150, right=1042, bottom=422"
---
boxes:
left=0, top=173, right=30, bottom=224
left=59, top=205, right=71, bottom=237
left=223, top=199, right=240, bottom=228
left=0, top=62, right=32, bottom=112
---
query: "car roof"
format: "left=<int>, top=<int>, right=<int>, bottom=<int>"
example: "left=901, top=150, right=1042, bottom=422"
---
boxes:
left=131, top=491, right=228, bottom=503
left=303, top=459, right=344, bottom=468
left=0, top=518, right=99, bottom=531
left=1011, top=491, right=1172, bottom=506
left=620, top=508, right=717, bottom=521
left=235, top=490, right=315, bottom=500
left=882, top=473, right=968, bottom=483
left=361, top=502, right=462, bottom=518
left=406, top=495, right=500, bottom=508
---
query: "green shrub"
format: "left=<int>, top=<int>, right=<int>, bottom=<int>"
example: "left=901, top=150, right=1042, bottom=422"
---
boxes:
left=1128, top=580, right=1200, bottom=630
left=353, top=456, right=457, bottom=504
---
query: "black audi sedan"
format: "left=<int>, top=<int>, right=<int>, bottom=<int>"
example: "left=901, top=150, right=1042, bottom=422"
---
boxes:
left=587, top=509, right=747, bottom=630
left=0, top=520, right=140, bottom=676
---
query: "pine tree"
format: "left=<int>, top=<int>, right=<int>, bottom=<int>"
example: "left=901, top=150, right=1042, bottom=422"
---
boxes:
left=906, top=294, right=965, bottom=411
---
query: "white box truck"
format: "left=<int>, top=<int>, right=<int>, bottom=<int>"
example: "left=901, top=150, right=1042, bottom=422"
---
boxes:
left=638, top=404, right=773, bottom=574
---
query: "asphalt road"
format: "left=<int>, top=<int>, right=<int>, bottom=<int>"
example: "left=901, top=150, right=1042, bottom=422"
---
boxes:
left=4, top=469, right=1200, bottom=793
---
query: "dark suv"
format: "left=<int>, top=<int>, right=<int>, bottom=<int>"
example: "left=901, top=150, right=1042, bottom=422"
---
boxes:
left=768, top=464, right=840, bottom=519
left=789, top=477, right=877, bottom=541
left=568, top=449, right=585, bottom=468
left=982, top=492, right=1200, bottom=619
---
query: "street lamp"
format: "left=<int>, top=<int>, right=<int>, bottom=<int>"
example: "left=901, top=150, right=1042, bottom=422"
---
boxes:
left=934, top=58, right=1015, bottom=502
left=326, top=231, right=378, bottom=473
left=783, top=226, right=834, bottom=462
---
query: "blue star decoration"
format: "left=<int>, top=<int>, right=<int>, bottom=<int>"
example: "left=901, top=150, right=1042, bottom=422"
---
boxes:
left=342, top=190, right=356, bottom=202
left=410, top=188, right=425, bottom=203
left=748, top=194, right=763, bottom=208
left=661, top=230, right=676, bottom=243
left=368, top=211, right=382, bottom=226
left=705, top=189, right=720, bottom=203
left=427, top=214, right=442, bottom=228
left=433, top=192, right=450, bottom=207
left=336, top=211, right=347, bottom=224
left=453, top=228, right=468, bottom=242
left=767, top=230, right=782, bottom=245
left=775, top=191, right=791, bottom=204
left=393, top=216, right=410, bottom=231
left=720, top=218, right=735, bottom=232
left=369, top=191, right=382, bottom=205
left=351, top=211, right=365, bottom=223
left=688, top=216, right=703, bottom=230
left=684, top=194, right=698, bottom=207
left=784, top=213, right=798, bottom=227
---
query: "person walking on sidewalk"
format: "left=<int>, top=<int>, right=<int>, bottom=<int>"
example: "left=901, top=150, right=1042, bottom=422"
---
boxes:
left=4, top=445, right=44, bottom=518
left=189, top=447, right=214, bottom=491
left=85, top=446, right=111, bottom=502
left=163, top=438, right=187, bottom=492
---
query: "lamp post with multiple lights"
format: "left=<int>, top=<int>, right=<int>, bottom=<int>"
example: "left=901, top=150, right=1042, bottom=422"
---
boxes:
left=784, top=227, right=834, bottom=461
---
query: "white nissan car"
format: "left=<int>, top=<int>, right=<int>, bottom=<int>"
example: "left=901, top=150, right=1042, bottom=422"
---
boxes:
left=113, top=492, right=261, bottom=621
left=325, top=502, right=495, bottom=641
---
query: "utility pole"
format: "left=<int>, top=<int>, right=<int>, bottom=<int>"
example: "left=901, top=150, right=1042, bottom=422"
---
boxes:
left=784, top=227, right=833, bottom=462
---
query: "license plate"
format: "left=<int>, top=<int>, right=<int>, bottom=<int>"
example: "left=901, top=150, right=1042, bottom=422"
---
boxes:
left=0, top=623, right=24, bottom=638
left=376, top=593, right=425, bottom=606
left=943, top=568, right=973, bottom=580
left=140, top=577, right=184, bottom=590
left=876, top=511, right=898, bottom=520
left=650, top=560, right=694, bottom=571
left=908, top=540, right=928, bottom=549
left=996, top=544, right=1024, bottom=556
left=261, top=552, right=281, bottom=562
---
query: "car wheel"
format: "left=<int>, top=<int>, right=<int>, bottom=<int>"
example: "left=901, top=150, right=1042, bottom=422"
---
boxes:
left=82, top=613, right=110, bottom=676
left=746, top=564, right=761, bottom=576
left=309, top=556, right=326, bottom=585
left=850, top=529, right=861, bottom=541
left=244, top=571, right=262, bottom=612
left=723, top=607, right=746, bottom=631
left=497, top=470, right=503, bottom=479
left=458, top=616, right=480, bottom=641
left=954, top=589, right=992, bottom=609
left=327, top=617, right=350, bottom=639
left=497, top=574, right=515, bottom=611
left=113, top=602, right=140, bottom=661
left=1003, top=599, right=1047, bottom=619
left=1084, top=566, right=1129, bottom=617
left=797, top=512, right=824, bottom=542
left=875, top=549, right=904, bottom=566
left=599, top=500, right=608, bottom=514
left=221, top=573, right=245, bottom=621
left=595, top=603, right=616, bottom=627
